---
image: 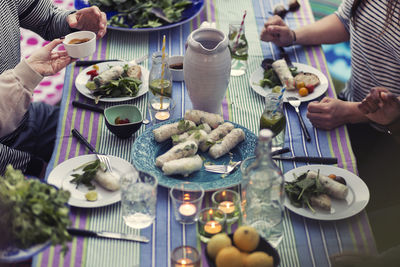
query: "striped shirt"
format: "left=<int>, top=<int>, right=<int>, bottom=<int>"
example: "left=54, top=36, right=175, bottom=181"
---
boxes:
left=0, top=0, right=73, bottom=175
left=336, top=0, right=400, bottom=102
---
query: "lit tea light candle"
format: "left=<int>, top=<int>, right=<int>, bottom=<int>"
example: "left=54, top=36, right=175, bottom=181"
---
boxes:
left=151, top=102, right=170, bottom=110
left=178, top=203, right=197, bottom=217
left=218, top=200, right=235, bottom=214
left=204, top=220, right=222, bottom=234
left=175, top=258, right=194, bottom=267
left=155, top=111, right=170, bottom=121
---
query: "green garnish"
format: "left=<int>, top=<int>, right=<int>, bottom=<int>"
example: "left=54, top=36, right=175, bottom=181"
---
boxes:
left=70, top=160, right=105, bottom=190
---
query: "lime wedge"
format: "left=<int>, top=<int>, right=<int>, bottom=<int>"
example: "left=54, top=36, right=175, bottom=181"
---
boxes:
left=85, top=191, right=98, bottom=201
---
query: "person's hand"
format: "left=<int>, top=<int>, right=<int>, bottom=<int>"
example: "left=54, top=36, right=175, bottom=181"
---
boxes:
left=260, top=15, right=294, bottom=47
left=67, top=6, right=107, bottom=38
left=26, top=39, right=73, bottom=76
left=358, top=87, right=400, bottom=125
left=306, top=97, right=354, bottom=130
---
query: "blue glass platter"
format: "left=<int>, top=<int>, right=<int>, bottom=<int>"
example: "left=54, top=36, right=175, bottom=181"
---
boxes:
left=74, top=0, right=205, bottom=32
left=131, top=119, right=257, bottom=191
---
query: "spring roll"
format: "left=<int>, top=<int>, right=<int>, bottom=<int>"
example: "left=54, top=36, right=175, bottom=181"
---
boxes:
left=153, top=120, right=196, bottom=143
left=184, top=110, right=224, bottom=129
left=162, top=155, right=203, bottom=176
left=200, top=122, right=235, bottom=152
left=93, top=65, right=124, bottom=87
left=271, top=59, right=295, bottom=90
left=171, top=129, right=208, bottom=146
left=306, top=171, right=348, bottom=199
left=155, top=141, right=198, bottom=168
left=208, top=128, right=245, bottom=159
left=310, top=194, right=331, bottom=211
left=198, top=123, right=212, bottom=134
left=95, top=170, right=120, bottom=191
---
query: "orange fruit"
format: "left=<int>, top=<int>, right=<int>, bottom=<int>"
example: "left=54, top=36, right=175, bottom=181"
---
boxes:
left=298, top=87, right=309, bottom=97
left=215, top=246, right=244, bottom=267
left=206, top=233, right=232, bottom=259
left=244, top=251, right=274, bottom=267
left=233, top=225, right=260, bottom=252
left=296, top=81, right=305, bottom=90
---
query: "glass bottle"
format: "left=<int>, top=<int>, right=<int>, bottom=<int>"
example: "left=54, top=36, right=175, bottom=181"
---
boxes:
left=240, top=129, right=284, bottom=247
left=228, top=22, right=249, bottom=76
left=149, top=51, right=172, bottom=97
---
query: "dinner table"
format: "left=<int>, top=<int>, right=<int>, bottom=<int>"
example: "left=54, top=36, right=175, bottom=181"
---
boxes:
left=30, top=0, right=377, bottom=266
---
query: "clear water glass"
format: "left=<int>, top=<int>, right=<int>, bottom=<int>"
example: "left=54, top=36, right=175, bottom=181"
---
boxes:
left=260, top=93, right=286, bottom=148
left=228, top=22, right=249, bottom=76
left=120, top=169, right=158, bottom=229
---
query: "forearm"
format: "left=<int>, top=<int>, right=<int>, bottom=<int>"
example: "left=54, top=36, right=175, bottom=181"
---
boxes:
left=294, top=14, right=349, bottom=45
left=344, top=101, right=370, bottom=124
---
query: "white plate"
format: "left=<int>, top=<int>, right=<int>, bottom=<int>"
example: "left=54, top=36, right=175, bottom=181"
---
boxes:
left=75, top=61, right=149, bottom=102
left=284, top=165, right=370, bottom=220
left=249, top=63, right=329, bottom=102
left=0, top=242, right=50, bottom=263
left=47, top=155, right=134, bottom=208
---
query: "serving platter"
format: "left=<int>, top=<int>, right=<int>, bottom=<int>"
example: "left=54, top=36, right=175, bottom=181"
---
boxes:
left=47, top=154, right=135, bottom=208
left=75, top=61, right=149, bottom=102
left=284, top=165, right=370, bottom=220
left=131, top=119, right=258, bottom=191
left=75, top=0, right=205, bottom=32
left=249, top=63, right=329, bottom=102
left=0, top=242, right=50, bottom=264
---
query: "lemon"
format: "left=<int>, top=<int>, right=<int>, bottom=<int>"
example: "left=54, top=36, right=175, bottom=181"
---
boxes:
left=233, top=225, right=260, bottom=252
left=85, top=190, right=98, bottom=201
left=206, top=233, right=232, bottom=259
left=244, top=251, right=274, bottom=267
left=215, top=246, right=244, bottom=267
left=272, top=85, right=281, bottom=93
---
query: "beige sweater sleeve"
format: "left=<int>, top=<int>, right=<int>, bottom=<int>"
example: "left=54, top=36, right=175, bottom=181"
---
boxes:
left=0, top=59, right=43, bottom=138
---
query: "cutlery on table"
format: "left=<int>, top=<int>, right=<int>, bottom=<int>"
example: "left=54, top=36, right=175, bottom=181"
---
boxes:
left=75, top=54, right=148, bottom=67
left=204, top=147, right=291, bottom=174
left=71, top=128, right=113, bottom=172
left=67, top=228, right=149, bottom=243
left=272, top=156, right=338, bottom=164
left=286, top=96, right=311, bottom=142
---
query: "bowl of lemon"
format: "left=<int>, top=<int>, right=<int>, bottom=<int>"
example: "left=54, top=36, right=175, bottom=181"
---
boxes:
left=205, top=225, right=280, bottom=267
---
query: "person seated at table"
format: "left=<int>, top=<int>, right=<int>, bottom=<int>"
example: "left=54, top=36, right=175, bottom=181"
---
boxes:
left=0, top=0, right=107, bottom=178
left=260, top=0, right=400, bottom=252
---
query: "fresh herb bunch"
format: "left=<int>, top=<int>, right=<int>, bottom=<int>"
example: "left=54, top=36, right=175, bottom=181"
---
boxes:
left=0, top=165, right=71, bottom=252
left=70, top=160, right=104, bottom=190
left=284, top=170, right=326, bottom=212
left=89, top=0, right=192, bottom=28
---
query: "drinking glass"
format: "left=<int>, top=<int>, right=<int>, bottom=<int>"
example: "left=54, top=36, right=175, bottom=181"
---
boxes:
left=170, top=182, right=204, bottom=224
left=171, top=246, right=201, bottom=267
left=228, top=22, right=249, bottom=76
left=260, top=93, right=286, bottom=148
left=149, top=51, right=172, bottom=97
left=211, top=189, right=241, bottom=224
left=120, top=169, right=158, bottom=229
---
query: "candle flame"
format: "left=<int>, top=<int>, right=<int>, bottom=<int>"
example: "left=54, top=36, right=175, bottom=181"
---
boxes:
left=208, top=209, right=213, bottom=215
left=222, top=191, right=226, bottom=197
left=211, top=222, right=216, bottom=228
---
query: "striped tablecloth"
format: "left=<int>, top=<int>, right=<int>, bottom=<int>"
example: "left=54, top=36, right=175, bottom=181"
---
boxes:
left=33, top=0, right=376, bottom=266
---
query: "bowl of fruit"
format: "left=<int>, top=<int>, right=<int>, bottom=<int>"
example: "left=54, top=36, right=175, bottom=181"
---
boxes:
left=205, top=225, right=280, bottom=267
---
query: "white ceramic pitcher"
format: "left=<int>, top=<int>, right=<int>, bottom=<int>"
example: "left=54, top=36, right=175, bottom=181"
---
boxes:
left=183, top=28, right=231, bottom=114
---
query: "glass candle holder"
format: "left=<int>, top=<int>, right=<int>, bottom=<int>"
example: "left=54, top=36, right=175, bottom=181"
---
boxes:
left=171, top=246, right=201, bottom=267
left=170, top=182, right=204, bottom=224
left=197, top=208, right=226, bottom=243
left=148, top=95, right=176, bottom=123
left=211, top=189, right=241, bottom=224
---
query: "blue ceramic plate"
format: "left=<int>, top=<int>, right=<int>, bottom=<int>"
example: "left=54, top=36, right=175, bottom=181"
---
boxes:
left=0, top=242, right=50, bottom=264
left=75, top=0, right=204, bottom=32
left=131, top=119, right=257, bottom=191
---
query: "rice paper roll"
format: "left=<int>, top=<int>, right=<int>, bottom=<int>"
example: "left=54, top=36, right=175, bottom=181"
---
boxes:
left=93, top=65, right=124, bottom=88
left=271, top=59, right=295, bottom=90
left=95, top=169, right=120, bottom=191
left=171, top=129, right=208, bottom=146
left=153, top=120, right=196, bottom=142
left=184, top=110, right=224, bottom=129
left=155, top=140, right=198, bottom=168
left=306, top=171, right=348, bottom=199
left=208, top=128, right=245, bottom=159
left=200, top=122, right=235, bottom=152
left=162, top=155, right=203, bottom=176
left=198, top=123, right=212, bottom=134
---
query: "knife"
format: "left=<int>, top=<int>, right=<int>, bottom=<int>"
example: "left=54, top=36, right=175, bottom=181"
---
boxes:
left=67, top=228, right=149, bottom=243
left=272, top=156, right=338, bottom=164
left=75, top=54, right=148, bottom=67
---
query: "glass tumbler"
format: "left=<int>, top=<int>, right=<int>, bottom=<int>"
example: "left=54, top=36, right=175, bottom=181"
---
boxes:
left=260, top=93, right=286, bottom=148
left=149, top=51, right=172, bottom=97
left=228, top=22, right=249, bottom=76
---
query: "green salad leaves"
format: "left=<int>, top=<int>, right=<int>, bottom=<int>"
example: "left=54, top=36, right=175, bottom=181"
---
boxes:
left=89, top=0, right=192, bottom=28
left=0, top=165, right=71, bottom=252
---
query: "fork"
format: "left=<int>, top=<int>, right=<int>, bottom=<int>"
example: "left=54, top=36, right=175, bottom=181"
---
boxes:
left=71, top=129, right=113, bottom=172
left=286, top=96, right=311, bottom=141
left=204, top=161, right=242, bottom=174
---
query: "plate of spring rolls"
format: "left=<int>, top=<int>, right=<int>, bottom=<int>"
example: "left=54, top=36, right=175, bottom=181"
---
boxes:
left=75, top=61, right=149, bottom=103
left=284, top=165, right=370, bottom=220
left=47, top=154, right=135, bottom=208
left=131, top=110, right=258, bottom=191
left=249, top=62, right=328, bottom=102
